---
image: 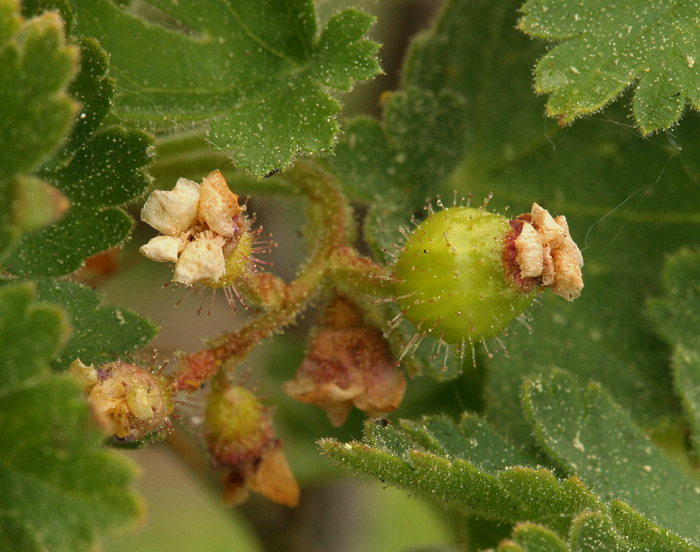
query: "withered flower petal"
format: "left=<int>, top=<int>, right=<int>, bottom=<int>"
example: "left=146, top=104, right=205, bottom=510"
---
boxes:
left=284, top=294, right=406, bottom=426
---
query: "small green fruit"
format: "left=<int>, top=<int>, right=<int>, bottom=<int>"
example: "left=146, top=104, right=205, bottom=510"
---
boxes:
left=394, top=206, right=536, bottom=345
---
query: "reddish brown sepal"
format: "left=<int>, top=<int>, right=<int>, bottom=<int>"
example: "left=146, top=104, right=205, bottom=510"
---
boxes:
left=502, top=218, right=538, bottom=293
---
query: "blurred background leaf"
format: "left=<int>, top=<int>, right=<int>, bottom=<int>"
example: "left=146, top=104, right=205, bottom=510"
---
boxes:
left=0, top=4, right=77, bottom=259
left=647, top=248, right=700, bottom=459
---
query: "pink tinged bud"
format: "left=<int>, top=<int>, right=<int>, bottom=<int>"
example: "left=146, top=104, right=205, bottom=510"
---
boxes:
left=284, top=295, right=406, bottom=426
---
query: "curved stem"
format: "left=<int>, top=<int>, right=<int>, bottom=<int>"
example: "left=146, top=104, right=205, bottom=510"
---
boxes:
left=171, top=160, right=391, bottom=392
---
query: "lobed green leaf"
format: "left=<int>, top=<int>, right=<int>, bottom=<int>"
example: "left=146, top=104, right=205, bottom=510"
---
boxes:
left=518, top=0, right=700, bottom=133
left=610, top=500, right=700, bottom=552
left=398, top=415, right=533, bottom=471
left=498, top=511, right=694, bottom=552
left=0, top=0, right=20, bottom=45
left=20, top=0, right=74, bottom=33
left=58, top=37, right=115, bottom=160
left=0, top=2, right=76, bottom=258
left=0, top=7, right=77, bottom=182
left=311, top=10, right=381, bottom=90
left=2, top=122, right=154, bottom=276
left=0, top=10, right=154, bottom=278
left=506, top=523, right=568, bottom=552
left=323, top=414, right=699, bottom=551
left=321, top=415, right=604, bottom=537
left=72, top=0, right=381, bottom=176
left=569, top=512, right=624, bottom=552
left=0, top=281, right=67, bottom=390
left=0, top=283, right=141, bottom=552
left=327, top=0, right=548, bottom=203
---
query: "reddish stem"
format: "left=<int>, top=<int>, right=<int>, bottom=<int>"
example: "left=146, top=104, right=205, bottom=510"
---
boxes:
left=170, top=161, right=390, bottom=392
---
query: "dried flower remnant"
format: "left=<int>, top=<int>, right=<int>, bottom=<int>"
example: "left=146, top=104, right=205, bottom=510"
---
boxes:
left=508, top=203, right=584, bottom=301
left=140, top=170, right=272, bottom=306
left=284, top=294, right=406, bottom=426
left=205, top=383, right=299, bottom=507
left=69, top=359, right=173, bottom=440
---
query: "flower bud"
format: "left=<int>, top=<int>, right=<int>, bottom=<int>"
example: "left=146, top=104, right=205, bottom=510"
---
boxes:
left=205, top=384, right=299, bottom=507
left=69, top=359, right=173, bottom=441
left=284, top=294, right=406, bottom=426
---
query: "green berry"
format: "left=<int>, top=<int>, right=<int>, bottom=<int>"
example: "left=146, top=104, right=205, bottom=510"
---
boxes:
left=394, top=206, right=536, bottom=345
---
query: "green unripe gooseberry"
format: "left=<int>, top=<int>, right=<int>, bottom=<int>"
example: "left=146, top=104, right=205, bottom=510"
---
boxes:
left=394, top=206, right=536, bottom=345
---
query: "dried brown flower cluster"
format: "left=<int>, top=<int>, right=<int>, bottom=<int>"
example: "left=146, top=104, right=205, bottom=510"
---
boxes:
left=512, top=203, right=584, bottom=301
left=284, top=294, right=406, bottom=426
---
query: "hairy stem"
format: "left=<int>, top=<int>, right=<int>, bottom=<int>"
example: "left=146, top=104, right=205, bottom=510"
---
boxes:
left=171, top=160, right=392, bottom=392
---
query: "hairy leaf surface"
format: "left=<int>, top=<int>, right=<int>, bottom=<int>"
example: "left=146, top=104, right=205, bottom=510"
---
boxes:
left=500, top=523, right=568, bottom=552
left=524, top=369, right=700, bottom=545
left=72, top=0, right=381, bottom=176
left=34, top=279, right=158, bottom=371
left=322, top=416, right=698, bottom=551
left=0, top=7, right=77, bottom=182
left=322, top=415, right=604, bottom=537
left=1, top=35, right=153, bottom=277
left=518, top=0, right=700, bottom=133
left=0, top=4, right=77, bottom=258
